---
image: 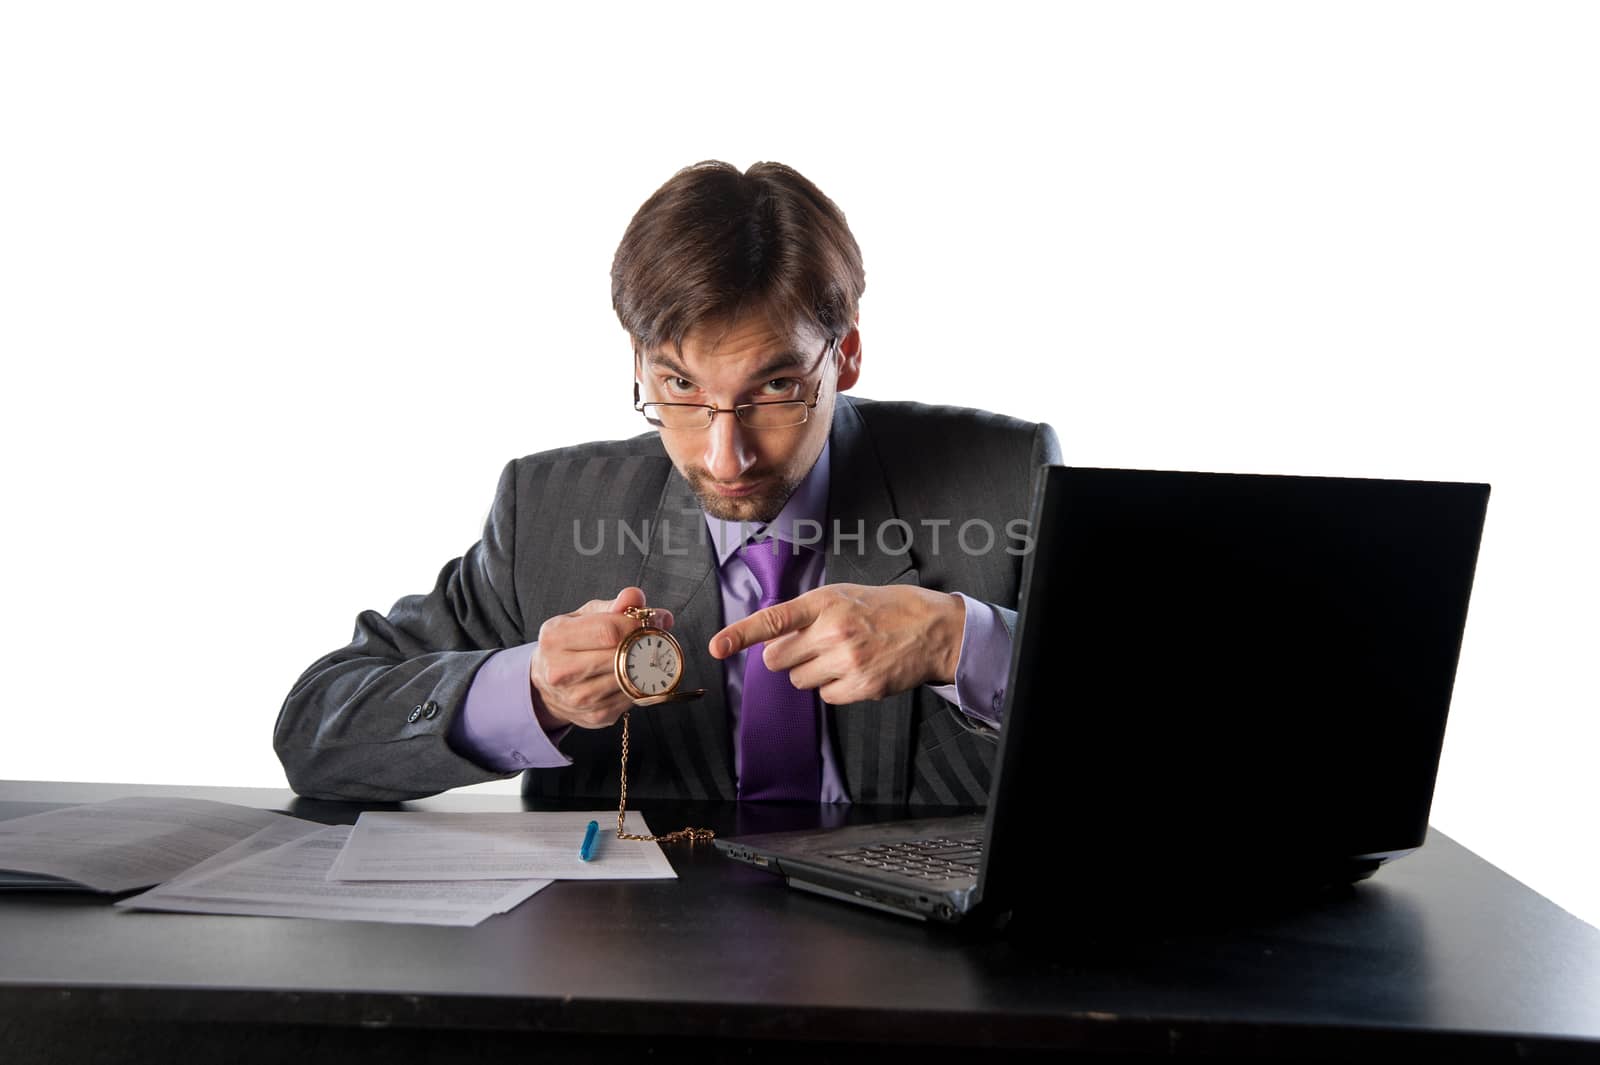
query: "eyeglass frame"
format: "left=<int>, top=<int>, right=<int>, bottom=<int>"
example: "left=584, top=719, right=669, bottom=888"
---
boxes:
left=631, top=337, right=837, bottom=430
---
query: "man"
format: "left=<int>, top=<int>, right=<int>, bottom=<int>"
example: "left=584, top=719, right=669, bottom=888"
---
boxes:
left=274, top=161, right=1060, bottom=805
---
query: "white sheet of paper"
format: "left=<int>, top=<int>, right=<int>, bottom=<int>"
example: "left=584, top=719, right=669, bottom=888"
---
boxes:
left=327, top=810, right=678, bottom=882
left=0, top=796, right=307, bottom=892
left=119, top=825, right=550, bottom=926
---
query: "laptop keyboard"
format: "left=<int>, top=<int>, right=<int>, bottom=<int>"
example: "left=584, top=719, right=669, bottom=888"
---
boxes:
left=822, top=837, right=983, bottom=881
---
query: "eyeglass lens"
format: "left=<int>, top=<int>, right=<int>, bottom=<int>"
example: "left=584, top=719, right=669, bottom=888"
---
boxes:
left=645, top=401, right=809, bottom=429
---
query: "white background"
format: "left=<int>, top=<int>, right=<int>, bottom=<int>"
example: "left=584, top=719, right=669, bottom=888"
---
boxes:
left=2, top=2, right=1594, bottom=926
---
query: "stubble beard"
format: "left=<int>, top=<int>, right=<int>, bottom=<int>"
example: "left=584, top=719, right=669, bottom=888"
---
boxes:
left=685, top=467, right=804, bottom=525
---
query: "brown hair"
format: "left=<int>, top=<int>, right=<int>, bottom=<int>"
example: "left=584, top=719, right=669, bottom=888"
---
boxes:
left=611, top=160, right=866, bottom=356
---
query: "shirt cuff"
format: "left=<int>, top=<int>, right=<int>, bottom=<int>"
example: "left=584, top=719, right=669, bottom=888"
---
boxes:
left=447, top=643, right=573, bottom=772
left=927, top=593, right=1011, bottom=728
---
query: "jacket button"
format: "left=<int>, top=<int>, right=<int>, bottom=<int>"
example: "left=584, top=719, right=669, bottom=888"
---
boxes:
left=408, top=705, right=423, bottom=723
left=423, top=701, right=440, bottom=720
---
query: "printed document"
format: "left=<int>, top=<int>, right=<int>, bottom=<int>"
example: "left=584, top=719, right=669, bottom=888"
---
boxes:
left=328, top=810, right=677, bottom=882
left=0, top=796, right=305, bottom=892
left=120, top=824, right=549, bottom=926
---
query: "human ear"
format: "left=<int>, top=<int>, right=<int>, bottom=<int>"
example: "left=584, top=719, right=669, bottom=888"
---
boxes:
left=836, top=327, right=862, bottom=392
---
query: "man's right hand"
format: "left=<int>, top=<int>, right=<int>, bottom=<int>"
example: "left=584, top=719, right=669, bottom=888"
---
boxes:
left=529, top=587, right=674, bottom=731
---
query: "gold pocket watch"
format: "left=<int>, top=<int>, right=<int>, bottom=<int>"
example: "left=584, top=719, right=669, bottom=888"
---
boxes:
left=614, top=606, right=705, bottom=707
left=611, top=605, right=713, bottom=846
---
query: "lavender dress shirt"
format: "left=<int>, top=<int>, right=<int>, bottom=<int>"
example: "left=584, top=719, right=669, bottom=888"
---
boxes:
left=447, top=442, right=1011, bottom=802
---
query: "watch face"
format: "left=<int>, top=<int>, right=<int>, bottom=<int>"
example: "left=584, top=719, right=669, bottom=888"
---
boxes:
left=624, top=632, right=680, bottom=697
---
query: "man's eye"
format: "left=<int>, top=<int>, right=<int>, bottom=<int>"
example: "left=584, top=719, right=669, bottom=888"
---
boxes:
left=666, top=377, right=696, bottom=393
left=761, top=378, right=798, bottom=395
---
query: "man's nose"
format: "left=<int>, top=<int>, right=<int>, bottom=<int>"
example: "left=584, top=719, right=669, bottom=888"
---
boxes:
left=703, top=410, right=757, bottom=481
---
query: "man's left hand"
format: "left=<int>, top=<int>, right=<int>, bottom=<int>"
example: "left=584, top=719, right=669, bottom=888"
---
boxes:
left=709, top=584, right=966, bottom=705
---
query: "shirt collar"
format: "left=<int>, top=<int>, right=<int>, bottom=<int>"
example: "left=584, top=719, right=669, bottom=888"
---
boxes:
left=703, top=440, right=831, bottom=567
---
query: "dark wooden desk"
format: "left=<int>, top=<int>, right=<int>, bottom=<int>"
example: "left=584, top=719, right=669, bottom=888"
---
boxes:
left=2, top=780, right=1597, bottom=1064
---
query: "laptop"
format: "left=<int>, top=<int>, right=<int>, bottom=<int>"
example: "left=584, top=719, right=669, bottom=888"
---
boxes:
left=714, top=466, right=1490, bottom=927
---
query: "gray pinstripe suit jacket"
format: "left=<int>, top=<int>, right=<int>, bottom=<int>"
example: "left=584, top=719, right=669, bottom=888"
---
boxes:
left=274, top=395, right=1060, bottom=805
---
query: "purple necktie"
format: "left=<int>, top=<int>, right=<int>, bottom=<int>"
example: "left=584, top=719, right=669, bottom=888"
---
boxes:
left=736, top=537, right=822, bottom=802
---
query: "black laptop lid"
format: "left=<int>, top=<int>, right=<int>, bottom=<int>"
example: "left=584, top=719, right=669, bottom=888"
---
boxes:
left=979, top=467, right=1489, bottom=911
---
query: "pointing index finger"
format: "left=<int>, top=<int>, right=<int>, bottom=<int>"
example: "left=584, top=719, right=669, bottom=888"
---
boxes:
left=710, top=591, right=824, bottom=659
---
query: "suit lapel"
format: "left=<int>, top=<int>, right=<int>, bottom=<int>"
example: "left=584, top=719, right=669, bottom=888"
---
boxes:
left=633, top=466, right=736, bottom=799
left=825, top=396, right=917, bottom=589
left=826, top=397, right=920, bottom=804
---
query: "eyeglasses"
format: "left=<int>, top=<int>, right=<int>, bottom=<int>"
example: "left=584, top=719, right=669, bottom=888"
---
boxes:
left=633, top=339, right=834, bottom=431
